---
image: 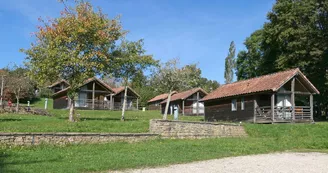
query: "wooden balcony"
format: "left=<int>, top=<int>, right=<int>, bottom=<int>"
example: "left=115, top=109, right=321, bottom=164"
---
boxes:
left=74, top=99, right=137, bottom=111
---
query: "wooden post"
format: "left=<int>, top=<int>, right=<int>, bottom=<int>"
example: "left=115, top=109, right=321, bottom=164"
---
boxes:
left=253, top=97, right=257, bottom=123
left=196, top=91, right=200, bottom=115
left=112, top=97, right=115, bottom=110
left=271, top=93, right=275, bottom=123
left=110, top=94, right=113, bottom=110
left=291, top=77, right=295, bottom=121
left=182, top=100, right=185, bottom=115
left=92, top=82, right=95, bottom=110
left=136, top=98, right=139, bottom=111
left=310, top=94, right=313, bottom=121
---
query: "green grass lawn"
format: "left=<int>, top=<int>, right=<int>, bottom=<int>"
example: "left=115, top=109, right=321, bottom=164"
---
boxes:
left=0, top=98, right=203, bottom=133
left=1, top=123, right=328, bottom=173
left=1, top=98, right=328, bottom=173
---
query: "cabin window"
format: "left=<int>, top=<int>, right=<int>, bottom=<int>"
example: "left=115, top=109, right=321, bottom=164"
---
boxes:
left=241, top=97, right=245, bottom=110
left=231, top=99, right=237, bottom=111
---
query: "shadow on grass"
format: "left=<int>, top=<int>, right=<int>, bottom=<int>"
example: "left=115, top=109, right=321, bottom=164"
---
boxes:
left=0, top=150, right=60, bottom=173
left=0, top=119, right=29, bottom=122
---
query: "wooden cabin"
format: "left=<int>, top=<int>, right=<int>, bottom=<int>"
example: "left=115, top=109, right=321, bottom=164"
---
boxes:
left=161, top=88, right=208, bottom=116
left=201, top=68, right=319, bottom=123
left=52, top=78, right=139, bottom=110
left=147, top=91, right=177, bottom=110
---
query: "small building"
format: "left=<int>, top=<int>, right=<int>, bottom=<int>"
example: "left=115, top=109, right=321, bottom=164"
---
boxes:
left=52, top=77, right=139, bottom=110
left=201, top=68, right=319, bottom=123
left=48, top=80, right=69, bottom=93
left=161, top=88, right=208, bottom=116
left=147, top=91, right=177, bottom=110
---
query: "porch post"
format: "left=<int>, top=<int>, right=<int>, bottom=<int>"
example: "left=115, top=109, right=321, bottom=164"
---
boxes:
left=291, top=77, right=295, bottom=121
left=182, top=100, right=185, bottom=115
left=92, top=82, right=95, bottom=110
left=110, top=94, right=113, bottom=110
left=310, top=94, right=313, bottom=121
left=253, top=96, right=257, bottom=123
left=271, top=93, right=275, bottom=122
left=112, top=97, right=115, bottom=110
left=196, top=91, right=200, bottom=115
left=136, top=98, right=139, bottom=111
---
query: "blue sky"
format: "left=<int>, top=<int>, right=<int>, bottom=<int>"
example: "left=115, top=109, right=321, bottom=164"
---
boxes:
left=0, top=0, right=275, bottom=84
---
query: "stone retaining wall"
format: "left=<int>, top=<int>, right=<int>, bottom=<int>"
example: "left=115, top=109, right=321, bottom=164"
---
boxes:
left=149, top=119, right=247, bottom=138
left=0, top=133, right=158, bottom=146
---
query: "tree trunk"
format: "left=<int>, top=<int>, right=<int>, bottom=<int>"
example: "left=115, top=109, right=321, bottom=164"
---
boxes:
left=16, top=96, right=19, bottom=113
left=69, top=97, right=75, bottom=122
left=121, top=86, right=128, bottom=121
left=163, top=89, right=172, bottom=120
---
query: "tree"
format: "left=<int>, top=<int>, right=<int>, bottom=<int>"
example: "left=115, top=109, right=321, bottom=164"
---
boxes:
left=6, top=66, right=34, bottom=112
left=224, top=41, right=236, bottom=83
left=236, top=0, right=328, bottom=118
left=151, top=59, right=195, bottom=119
left=236, top=30, right=263, bottom=80
left=199, top=78, right=220, bottom=93
left=111, top=39, right=157, bottom=121
left=22, top=0, right=125, bottom=122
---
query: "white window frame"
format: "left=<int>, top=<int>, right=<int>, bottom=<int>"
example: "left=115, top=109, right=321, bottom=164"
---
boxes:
left=241, top=97, right=245, bottom=110
left=231, top=99, right=237, bottom=111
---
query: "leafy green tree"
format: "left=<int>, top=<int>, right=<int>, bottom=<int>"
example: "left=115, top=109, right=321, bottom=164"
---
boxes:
left=224, top=41, right=236, bottom=83
left=111, top=39, right=157, bottom=121
left=236, top=30, right=263, bottom=80
left=22, top=1, right=125, bottom=122
left=6, top=66, right=35, bottom=112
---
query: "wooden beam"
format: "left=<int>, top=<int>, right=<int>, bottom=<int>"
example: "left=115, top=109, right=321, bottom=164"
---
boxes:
left=182, top=100, right=185, bottom=115
left=277, top=91, right=312, bottom=95
left=291, top=77, right=295, bottom=121
left=253, top=96, right=257, bottom=123
left=196, top=92, right=200, bottom=115
left=79, top=90, right=112, bottom=93
left=310, top=94, right=313, bottom=121
left=271, top=93, right=275, bottom=123
left=92, top=82, right=95, bottom=110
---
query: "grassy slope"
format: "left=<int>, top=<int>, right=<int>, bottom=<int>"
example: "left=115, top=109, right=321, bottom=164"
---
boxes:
left=0, top=98, right=202, bottom=133
left=1, top=99, right=328, bottom=172
left=1, top=123, right=328, bottom=173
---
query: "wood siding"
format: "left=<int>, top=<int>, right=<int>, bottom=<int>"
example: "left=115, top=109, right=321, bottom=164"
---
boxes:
left=205, top=96, right=254, bottom=122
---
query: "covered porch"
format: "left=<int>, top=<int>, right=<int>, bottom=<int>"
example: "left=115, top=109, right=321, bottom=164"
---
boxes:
left=254, top=76, right=316, bottom=123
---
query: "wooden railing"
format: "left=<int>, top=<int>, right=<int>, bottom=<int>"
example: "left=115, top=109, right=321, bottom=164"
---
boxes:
left=183, top=105, right=205, bottom=115
left=75, top=99, right=137, bottom=110
left=255, top=106, right=312, bottom=121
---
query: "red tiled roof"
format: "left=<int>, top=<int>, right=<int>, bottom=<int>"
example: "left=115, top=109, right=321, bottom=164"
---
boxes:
left=201, top=68, right=319, bottom=101
left=161, top=88, right=208, bottom=104
left=148, top=91, right=178, bottom=103
left=112, top=86, right=140, bottom=98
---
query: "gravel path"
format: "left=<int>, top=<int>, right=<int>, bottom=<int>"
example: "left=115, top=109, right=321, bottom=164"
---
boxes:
left=115, top=152, right=328, bottom=173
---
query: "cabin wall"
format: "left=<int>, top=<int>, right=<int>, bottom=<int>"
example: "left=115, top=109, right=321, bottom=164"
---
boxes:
left=205, top=96, right=254, bottom=122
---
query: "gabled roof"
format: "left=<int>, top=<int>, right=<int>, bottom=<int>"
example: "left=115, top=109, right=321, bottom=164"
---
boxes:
left=201, top=68, right=319, bottom=102
left=52, top=77, right=114, bottom=97
left=148, top=91, right=178, bottom=103
left=48, top=79, right=69, bottom=88
left=112, top=86, right=140, bottom=98
left=161, top=88, right=208, bottom=104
